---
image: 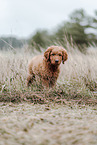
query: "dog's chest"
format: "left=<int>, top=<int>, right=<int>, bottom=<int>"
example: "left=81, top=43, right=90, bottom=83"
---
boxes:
left=43, top=67, right=60, bottom=79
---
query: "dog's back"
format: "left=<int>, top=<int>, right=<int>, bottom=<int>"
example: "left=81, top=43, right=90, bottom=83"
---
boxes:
left=28, top=55, right=44, bottom=74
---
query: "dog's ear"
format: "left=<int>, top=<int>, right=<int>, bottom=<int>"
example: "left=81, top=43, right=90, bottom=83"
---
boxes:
left=44, top=46, right=53, bottom=61
left=62, top=48, right=68, bottom=64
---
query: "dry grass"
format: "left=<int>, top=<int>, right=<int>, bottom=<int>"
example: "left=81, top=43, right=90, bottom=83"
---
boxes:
left=0, top=45, right=97, bottom=104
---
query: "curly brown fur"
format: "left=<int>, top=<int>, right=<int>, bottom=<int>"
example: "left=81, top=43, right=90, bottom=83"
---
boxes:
left=27, top=46, right=68, bottom=88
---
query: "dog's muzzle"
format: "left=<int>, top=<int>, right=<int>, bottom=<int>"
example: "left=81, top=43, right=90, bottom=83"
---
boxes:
left=55, top=60, right=59, bottom=63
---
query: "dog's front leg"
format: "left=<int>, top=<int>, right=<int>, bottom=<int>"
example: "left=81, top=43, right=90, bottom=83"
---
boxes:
left=26, top=73, right=35, bottom=87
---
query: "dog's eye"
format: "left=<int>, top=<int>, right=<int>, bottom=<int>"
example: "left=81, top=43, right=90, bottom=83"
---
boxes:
left=52, top=54, right=55, bottom=56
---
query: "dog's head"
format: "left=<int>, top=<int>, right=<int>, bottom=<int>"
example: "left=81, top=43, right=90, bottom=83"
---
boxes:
left=44, top=46, right=68, bottom=65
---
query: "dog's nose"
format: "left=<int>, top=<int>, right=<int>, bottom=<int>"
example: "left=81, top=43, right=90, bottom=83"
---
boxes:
left=55, top=60, right=59, bottom=63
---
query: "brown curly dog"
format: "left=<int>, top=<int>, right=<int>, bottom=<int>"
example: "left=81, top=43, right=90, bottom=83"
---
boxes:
left=27, top=46, right=68, bottom=87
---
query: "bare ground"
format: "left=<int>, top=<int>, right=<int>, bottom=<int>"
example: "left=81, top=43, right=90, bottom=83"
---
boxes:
left=0, top=103, right=97, bottom=145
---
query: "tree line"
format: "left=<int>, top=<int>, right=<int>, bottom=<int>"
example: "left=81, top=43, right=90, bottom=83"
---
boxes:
left=0, top=9, right=97, bottom=51
left=0, top=37, right=26, bottom=50
left=29, top=9, right=97, bottom=51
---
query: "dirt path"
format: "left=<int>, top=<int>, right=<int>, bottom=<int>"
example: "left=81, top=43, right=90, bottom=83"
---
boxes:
left=0, top=103, right=97, bottom=145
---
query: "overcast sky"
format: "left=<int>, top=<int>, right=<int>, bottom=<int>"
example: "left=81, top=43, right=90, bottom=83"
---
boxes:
left=0, top=0, right=97, bottom=38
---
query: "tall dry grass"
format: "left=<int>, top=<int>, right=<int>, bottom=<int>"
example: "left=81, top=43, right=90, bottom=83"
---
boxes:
left=0, top=45, right=97, bottom=104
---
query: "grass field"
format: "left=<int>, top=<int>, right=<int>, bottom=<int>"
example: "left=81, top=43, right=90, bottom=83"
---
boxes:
left=0, top=45, right=97, bottom=104
left=0, top=45, right=97, bottom=144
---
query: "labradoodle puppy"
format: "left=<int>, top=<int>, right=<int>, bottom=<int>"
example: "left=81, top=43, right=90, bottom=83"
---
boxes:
left=27, top=46, right=68, bottom=87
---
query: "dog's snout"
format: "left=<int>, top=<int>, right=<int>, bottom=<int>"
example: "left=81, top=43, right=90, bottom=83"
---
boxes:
left=55, top=60, right=59, bottom=63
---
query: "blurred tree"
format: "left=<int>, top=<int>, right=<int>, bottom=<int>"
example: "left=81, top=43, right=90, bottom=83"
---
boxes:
left=56, top=21, right=88, bottom=48
left=69, top=9, right=87, bottom=23
left=29, top=9, right=97, bottom=51
left=29, top=30, right=50, bottom=51
left=65, top=22, right=88, bottom=45
left=56, top=9, right=97, bottom=48
left=69, top=9, right=97, bottom=44
left=0, top=37, right=24, bottom=50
